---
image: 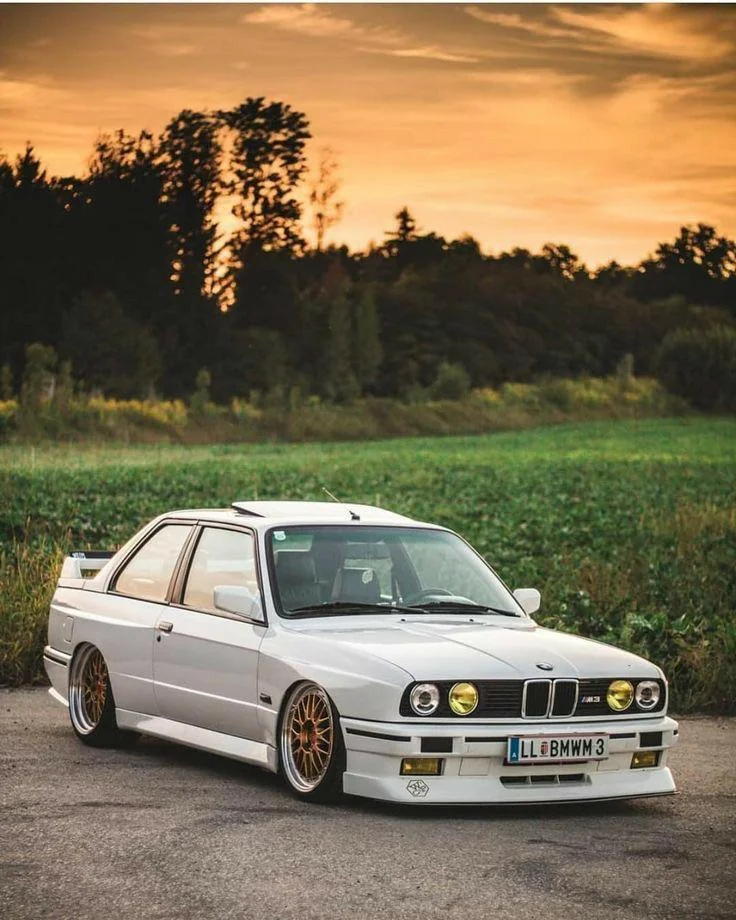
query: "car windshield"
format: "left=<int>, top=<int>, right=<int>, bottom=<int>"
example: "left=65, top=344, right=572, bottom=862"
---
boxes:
left=268, top=525, right=523, bottom=618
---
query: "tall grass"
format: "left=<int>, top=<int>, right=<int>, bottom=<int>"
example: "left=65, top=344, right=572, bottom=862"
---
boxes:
left=0, top=376, right=685, bottom=446
left=0, top=536, right=65, bottom=685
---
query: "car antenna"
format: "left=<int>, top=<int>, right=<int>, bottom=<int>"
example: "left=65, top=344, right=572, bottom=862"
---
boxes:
left=322, top=486, right=360, bottom=521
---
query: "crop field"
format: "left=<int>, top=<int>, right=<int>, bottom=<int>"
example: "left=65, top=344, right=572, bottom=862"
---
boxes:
left=1, top=418, right=735, bottom=711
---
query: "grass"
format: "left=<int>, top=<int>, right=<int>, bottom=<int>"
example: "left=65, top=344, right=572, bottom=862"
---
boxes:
left=1, top=417, right=734, bottom=712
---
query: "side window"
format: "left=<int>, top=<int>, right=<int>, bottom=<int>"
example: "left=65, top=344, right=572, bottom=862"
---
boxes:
left=113, top=524, right=191, bottom=602
left=183, top=527, right=258, bottom=613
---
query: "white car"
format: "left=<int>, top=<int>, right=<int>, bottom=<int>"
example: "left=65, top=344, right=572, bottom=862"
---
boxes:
left=44, top=501, right=678, bottom=805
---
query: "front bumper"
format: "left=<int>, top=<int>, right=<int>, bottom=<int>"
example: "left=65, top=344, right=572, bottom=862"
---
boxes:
left=340, top=714, right=678, bottom=804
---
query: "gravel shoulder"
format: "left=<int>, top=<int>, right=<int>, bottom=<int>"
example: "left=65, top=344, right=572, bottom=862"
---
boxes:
left=1, top=688, right=734, bottom=920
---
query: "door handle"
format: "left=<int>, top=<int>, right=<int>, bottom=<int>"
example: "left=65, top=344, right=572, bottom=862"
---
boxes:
left=157, top=621, right=174, bottom=633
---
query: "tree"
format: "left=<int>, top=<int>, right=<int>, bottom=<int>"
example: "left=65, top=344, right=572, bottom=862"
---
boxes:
left=159, top=110, right=223, bottom=393
left=632, top=224, right=736, bottom=309
left=79, top=130, right=172, bottom=331
left=539, top=243, right=587, bottom=280
left=654, top=324, right=736, bottom=411
left=308, top=148, right=344, bottom=251
left=218, top=97, right=310, bottom=256
left=217, top=98, right=310, bottom=336
left=61, top=292, right=161, bottom=398
left=352, top=285, right=382, bottom=392
left=19, top=343, right=57, bottom=414
left=0, top=146, right=67, bottom=373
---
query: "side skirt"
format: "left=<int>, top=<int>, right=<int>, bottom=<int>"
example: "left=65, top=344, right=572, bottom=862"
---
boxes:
left=116, top=709, right=279, bottom=773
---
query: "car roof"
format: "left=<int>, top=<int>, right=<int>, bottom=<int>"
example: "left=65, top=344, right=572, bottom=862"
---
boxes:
left=163, top=501, right=430, bottom=530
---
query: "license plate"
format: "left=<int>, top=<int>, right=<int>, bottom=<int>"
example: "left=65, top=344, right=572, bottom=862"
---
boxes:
left=507, top=734, right=608, bottom=764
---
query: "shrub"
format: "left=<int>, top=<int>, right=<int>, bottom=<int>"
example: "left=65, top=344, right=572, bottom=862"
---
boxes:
left=654, top=324, right=736, bottom=411
left=429, top=361, right=471, bottom=400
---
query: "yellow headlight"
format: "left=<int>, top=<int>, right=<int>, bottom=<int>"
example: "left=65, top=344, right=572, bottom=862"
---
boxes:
left=607, top=679, right=634, bottom=712
left=448, top=682, right=479, bottom=715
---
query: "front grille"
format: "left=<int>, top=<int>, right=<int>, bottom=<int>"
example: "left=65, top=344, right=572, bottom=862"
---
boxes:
left=523, top=680, right=551, bottom=717
left=400, top=677, right=666, bottom=718
left=551, top=680, right=578, bottom=716
left=575, top=679, right=666, bottom=716
left=399, top=680, right=522, bottom=718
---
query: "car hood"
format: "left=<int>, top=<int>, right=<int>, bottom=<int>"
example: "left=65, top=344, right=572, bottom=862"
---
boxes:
left=286, top=615, right=659, bottom=680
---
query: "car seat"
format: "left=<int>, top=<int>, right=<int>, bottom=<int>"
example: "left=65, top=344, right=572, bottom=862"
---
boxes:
left=276, top=551, right=321, bottom=611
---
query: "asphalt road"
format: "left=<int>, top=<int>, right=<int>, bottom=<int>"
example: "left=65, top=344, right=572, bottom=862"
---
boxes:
left=1, top=689, right=734, bottom=920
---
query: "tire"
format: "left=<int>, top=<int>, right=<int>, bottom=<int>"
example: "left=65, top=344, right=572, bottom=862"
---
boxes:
left=279, top=682, right=345, bottom=802
left=68, top=644, right=138, bottom=748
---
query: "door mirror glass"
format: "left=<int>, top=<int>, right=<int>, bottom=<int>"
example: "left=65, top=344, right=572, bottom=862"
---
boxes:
left=214, top=585, right=264, bottom=622
left=513, top=587, right=541, bottom=615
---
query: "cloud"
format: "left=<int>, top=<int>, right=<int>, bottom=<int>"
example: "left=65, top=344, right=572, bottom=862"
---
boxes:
left=552, top=4, right=733, bottom=62
left=387, top=46, right=478, bottom=64
left=243, top=3, right=401, bottom=44
left=0, top=74, right=67, bottom=109
left=466, top=3, right=734, bottom=62
left=131, top=26, right=198, bottom=58
left=464, top=8, right=577, bottom=42
left=243, top=3, right=476, bottom=64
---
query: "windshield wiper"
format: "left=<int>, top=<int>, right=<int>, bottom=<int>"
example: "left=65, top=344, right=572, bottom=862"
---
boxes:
left=407, top=601, right=521, bottom=617
left=288, top=601, right=417, bottom=618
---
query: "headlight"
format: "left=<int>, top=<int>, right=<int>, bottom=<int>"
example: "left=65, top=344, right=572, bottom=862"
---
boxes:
left=448, top=682, right=479, bottom=715
left=635, top=680, right=661, bottom=711
left=607, top=679, right=634, bottom=712
left=410, top=683, right=440, bottom=716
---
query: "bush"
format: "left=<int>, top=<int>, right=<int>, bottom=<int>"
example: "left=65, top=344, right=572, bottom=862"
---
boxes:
left=429, top=361, right=471, bottom=400
left=654, top=324, right=736, bottom=411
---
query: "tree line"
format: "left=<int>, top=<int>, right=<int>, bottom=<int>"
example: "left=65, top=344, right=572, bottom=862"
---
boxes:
left=1, top=96, right=735, bottom=406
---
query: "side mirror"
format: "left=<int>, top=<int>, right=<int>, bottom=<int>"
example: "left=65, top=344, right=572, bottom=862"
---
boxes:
left=214, top=585, right=265, bottom=623
left=513, top=587, right=541, bottom=615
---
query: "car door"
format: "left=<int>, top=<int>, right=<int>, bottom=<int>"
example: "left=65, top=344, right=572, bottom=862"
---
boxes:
left=152, top=524, right=266, bottom=741
left=104, top=520, right=195, bottom=716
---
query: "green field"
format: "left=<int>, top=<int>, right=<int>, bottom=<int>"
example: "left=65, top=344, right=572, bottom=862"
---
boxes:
left=1, top=418, right=735, bottom=711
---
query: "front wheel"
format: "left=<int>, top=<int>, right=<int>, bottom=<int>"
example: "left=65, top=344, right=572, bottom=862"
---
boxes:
left=68, top=644, right=138, bottom=748
left=279, top=682, right=345, bottom=802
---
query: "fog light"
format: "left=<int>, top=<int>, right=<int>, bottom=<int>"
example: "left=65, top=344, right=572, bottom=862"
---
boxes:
left=607, top=679, right=634, bottom=712
left=400, top=758, right=443, bottom=776
left=631, top=751, right=659, bottom=769
left=449, top=682, right=479, bottom=715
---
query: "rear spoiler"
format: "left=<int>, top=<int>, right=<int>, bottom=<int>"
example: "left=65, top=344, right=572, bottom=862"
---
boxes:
left=60, top=551, right=115, bottom=581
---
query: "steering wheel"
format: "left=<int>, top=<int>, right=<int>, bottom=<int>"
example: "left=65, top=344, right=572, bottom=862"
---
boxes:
left=404, top=587, right=454, bottom=604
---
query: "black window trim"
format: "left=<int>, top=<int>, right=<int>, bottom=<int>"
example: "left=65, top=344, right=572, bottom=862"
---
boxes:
left=169, top=520, right=268, bottom=627
left=108, top=519, right=197, bottom=606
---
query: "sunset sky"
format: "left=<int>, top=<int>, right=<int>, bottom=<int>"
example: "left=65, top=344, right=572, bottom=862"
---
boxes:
left=1, top=2, right=735, bottom=266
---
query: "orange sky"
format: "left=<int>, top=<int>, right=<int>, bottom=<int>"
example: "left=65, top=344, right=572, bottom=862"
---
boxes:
left=1, top=2, right=735, bottom=266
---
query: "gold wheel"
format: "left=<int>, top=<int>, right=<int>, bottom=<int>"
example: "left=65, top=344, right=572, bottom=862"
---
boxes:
left=81, top=648, right=107, bottom=725
left=280, top=684, right=335, bottom=793
left=69, top=645, right=110, bottom=735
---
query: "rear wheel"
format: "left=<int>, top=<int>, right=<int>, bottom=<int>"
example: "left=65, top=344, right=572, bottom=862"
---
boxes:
left=68, top=644, right=138, bottom=747
left=279, top=682, right=345, bottom=802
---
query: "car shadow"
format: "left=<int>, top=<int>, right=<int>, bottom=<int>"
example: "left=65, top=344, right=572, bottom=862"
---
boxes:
left=131, top=736, right=671, bottom=821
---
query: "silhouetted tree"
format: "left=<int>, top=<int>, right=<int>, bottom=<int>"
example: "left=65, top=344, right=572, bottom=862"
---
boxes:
left=159, top=110, right=223, bottom=393
left=308, top=148, right=344, bottom=251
